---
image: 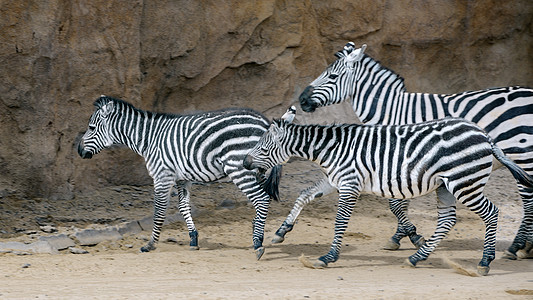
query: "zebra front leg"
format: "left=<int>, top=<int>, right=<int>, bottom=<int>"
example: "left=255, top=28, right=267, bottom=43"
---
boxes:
left=385, top=198, right=425, bottom=250
left=504, top=185, right=533, bottom=259
left=273, top=178, right=335, bottom=244
left=227, top=166, right=271, bottom=260
left=175, top=181, right=199, bottom=250
left=314, top=186, right=359, bottom=268
left=251, top=196, right=270, bottom=259
left=141, top=177, right=173, bottom=253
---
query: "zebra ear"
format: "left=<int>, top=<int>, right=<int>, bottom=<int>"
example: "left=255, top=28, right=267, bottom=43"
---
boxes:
left=281, top=106, right=296, bottom=124
left=346, top=44, right=367, bottom=64
left=100, top=101, right=114, bottom=118
left=269, top=119, right=285, bottom=137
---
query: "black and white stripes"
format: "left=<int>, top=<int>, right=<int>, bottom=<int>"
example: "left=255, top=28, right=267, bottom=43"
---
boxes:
left=244, top=115, right=533, bottom=275
left=298, top=42, right=533, bottom=258
left=78, top=96, right=280, bottom=258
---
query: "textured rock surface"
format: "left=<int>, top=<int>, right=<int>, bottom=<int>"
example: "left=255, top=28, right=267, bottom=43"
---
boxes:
left=0, top=0, right=532, bottom=199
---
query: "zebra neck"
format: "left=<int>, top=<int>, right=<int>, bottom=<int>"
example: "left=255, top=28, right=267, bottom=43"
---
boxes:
left=111, top=108, right=153, bottom=157
left=286, top=124, right=340, bottom=165
left=351, top=56, right=408, bottom=124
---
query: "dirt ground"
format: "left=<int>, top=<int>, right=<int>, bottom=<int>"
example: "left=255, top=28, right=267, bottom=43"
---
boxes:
left=1, top=159, right=532, bottom=299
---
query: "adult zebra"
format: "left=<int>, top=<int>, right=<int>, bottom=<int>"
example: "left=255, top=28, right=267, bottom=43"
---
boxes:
left=77, top=96, right=282, bottom=259
left=244, top=112, right=533, bottom=275
left=290, top=42, right=533, bottom=259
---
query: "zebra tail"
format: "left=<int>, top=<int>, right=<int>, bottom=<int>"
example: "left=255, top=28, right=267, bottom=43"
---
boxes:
left=492, top=142, right=533, bottom=188
left=264, top=165, right=283, bottom=201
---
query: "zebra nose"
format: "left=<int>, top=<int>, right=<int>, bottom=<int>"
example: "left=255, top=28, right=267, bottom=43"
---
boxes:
left=243, top=154, right=254, bottom=170
left=299, top=86, right=316, bottom=112
left=77, top=142, right=93, bottom=159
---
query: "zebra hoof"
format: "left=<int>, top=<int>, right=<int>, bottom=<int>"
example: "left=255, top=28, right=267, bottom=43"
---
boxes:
left=271, top=234, right=285, bottom=244
left=412, top=236, right=426, bottom=249
left=384, top=239, right=400, bottom=251
left=502, top=250, right=517, bottom=260
left=313, top=260, right=327, bottom=269
left=517, top=241, right=533, bottom=259
left=140, top=246, right=152, bottom=253
left=477, top=265, right=490, bottom=276
left=189, top=245, right=200, bottom=251
left=404, top=258, right=416, bottom=268
left=517, top=249, right=530, bottom=259
left=255, top=247, right=265, bottom=260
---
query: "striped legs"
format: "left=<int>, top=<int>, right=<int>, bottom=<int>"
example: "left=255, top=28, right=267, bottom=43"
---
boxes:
left=225, top=164, right=271, bottom=260
left=407, top=186, right=499, bottom=276
left=315, top=185, right=359, bottom=268
left=273, top=178, right=336, bottom=243
left=141, top=174, right=174, bottom=252
left=385, top=198, right=425, bottom=250
left=505, top=184, right=533, bottom=258
left=175, top=181, right=199, bottom=250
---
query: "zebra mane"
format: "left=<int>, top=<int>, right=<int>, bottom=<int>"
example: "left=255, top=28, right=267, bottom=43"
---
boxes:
left=334, top=42, right=406, bottom=92
left=93, top=95, right=131, bottom=110
left=93, top=95, right=266, bottom=120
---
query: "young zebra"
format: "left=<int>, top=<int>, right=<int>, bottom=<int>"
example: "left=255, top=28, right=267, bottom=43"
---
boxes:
left=77, top=96, right=282, bottom=259
left=243, top=112, right=533, bottom=275
left=293, top=42, right=533, bottom=259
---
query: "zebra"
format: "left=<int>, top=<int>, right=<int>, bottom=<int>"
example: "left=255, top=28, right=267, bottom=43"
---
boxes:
left=243, top=111, right=533, bottom=275
left=77, top=95, right=282, bottom=259
left=290, top=42, right=533, bottom=259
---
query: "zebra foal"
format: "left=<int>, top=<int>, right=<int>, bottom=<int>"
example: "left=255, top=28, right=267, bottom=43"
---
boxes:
left=77, top=96, right=281, bottom=259
left=296, top=42, right=533, bottom=259
left=244, top=111, right=533, bottom=275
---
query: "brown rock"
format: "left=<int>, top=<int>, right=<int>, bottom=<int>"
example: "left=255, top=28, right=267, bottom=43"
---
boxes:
left=0, top=0, right=531, bottom=199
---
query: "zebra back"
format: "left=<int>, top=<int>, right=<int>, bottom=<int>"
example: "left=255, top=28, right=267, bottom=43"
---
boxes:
left=300, top=43, right=533, bottom=162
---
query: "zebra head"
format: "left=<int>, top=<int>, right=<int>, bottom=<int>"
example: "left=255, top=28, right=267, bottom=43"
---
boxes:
left=77, top=96, right=116, bottom=159
left=299, top=42, right=367, bottom=112
left=243, top=106, right=296, bottom=171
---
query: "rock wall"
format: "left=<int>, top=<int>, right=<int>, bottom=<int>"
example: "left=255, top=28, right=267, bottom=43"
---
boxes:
left=0, top=0, right=532, bottom=199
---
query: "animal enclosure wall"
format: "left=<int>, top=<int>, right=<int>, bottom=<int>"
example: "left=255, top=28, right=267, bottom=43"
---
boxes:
left=0, top=0, right=532, bottom=199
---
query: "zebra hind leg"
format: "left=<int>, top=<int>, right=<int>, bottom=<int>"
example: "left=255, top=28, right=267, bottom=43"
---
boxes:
left=175, top=181, right=200, bottom=250
left=406, top=205, right=456, bottom=269
left=273, top=178, right=335, bottom=244
left=385, top=198, right=425, bottom=250
left=503, top=185, right=533, bottom=260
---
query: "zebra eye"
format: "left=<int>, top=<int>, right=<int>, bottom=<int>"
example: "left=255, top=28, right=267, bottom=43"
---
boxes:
left=88, top=125, right=96, bottom=131
left=328, top=74, right=339, bottom=80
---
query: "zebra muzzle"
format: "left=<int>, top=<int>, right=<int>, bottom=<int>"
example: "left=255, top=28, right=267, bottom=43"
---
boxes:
left=77, top=142, right=93, bottom=159
left=299, top=86, right=316, bottom=112
left=243, top=154, right=255, bottom=170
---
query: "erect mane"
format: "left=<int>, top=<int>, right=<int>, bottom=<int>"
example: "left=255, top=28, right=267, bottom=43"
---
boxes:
left=333, top=43, right=406, bottom=92
left=93, top=96, right=266, bottom=120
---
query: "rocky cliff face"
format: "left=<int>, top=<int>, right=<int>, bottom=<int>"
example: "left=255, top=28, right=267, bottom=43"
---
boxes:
left=1, top=0, right=532, bottom=199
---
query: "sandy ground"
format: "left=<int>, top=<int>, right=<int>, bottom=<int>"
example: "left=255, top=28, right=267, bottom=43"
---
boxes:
left=1, top=159, right=532, bottom=299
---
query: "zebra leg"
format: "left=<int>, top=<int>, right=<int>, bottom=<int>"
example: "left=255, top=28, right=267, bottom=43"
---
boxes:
left=273, top=178, right=335, bottom=244
left=384, top=198, right=425, bottom=250
left=141, top=176, right=174, bottom=252
left=175, top=181, right=199, bottom=250
left=460, top=194, right=498, bottom=276
left=314, top=186, right=359, bottom=268
left=226, top=165, right=270, bottom=260
left=406, top=205, right=456, bottom=268
left=504, top=184, right=533, bottom=259
left=406, top=186, right=456, bottom=266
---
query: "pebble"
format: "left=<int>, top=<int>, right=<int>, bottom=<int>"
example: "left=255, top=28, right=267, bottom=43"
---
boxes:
left=69, top=247, right=89, bottom=254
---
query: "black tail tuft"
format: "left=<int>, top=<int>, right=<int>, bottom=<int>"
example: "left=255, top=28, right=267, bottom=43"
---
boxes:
left=264, top=165, right=283, bottom=201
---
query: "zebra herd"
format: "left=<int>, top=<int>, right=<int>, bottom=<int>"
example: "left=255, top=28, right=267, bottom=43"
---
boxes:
left=78, top=42, right=533, bottom=276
